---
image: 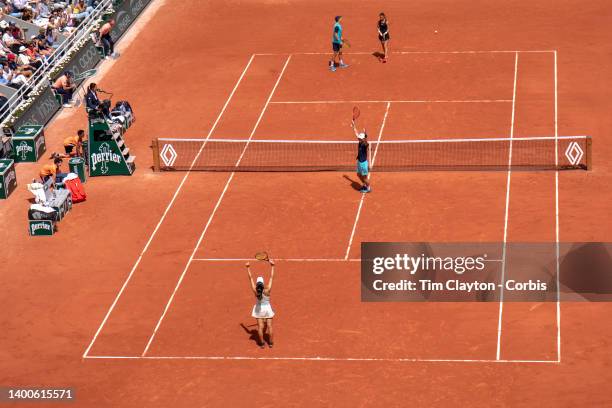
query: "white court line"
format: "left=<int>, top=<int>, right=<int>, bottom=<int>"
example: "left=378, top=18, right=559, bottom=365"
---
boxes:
left=496, top=52, right=519, bottom=361
left=345, top=198, right=366, bottom=259
left=254, top=50, right=555, bottom=56
left=396, top=50, right=555, bottom=55
left=344, top=102, right=392, bottom=260
left=83, top=355, right=559, bottom=364
left=193, top=258, right=360, bottom=262
left=191, top=258, right=503, bottom=262
left=141, top=56, right=293, bottom=357
left=554, top=50, right=562, bottom=362
left=81, top=54, right=256, bottom=359
left=270, top=99, right=512, bottom=104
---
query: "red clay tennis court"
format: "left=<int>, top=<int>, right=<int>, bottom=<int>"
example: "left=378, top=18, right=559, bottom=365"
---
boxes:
left=2, top=0, right=611, bottom=406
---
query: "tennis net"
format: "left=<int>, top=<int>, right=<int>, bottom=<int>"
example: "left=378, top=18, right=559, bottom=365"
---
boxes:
left=152, top=136, right=591, bottom=172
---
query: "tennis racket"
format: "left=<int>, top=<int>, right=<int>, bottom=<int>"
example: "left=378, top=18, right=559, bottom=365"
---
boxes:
left=343, top=38, right=351, bottom=48
left=255, top=251, right=270, bottom=262
left=352, top=106, right=361, bottom=122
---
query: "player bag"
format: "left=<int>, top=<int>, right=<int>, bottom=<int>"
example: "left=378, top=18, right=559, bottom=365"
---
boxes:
left=64, top=176, right=87, bottom=203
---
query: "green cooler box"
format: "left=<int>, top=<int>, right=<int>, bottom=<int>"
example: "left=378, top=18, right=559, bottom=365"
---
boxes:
left=12, top=125, right=46, bottom=163
left=0, top=159, right=17, bottom=199
left=69, top=157, right=87, bottom=183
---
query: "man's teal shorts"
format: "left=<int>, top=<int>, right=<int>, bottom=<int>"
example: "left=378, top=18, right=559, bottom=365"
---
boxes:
left=357, top=160, right=369, bottom=175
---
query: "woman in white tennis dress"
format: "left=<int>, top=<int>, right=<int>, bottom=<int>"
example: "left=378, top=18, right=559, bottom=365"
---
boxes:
left=246, top=260, right=275, bottom=348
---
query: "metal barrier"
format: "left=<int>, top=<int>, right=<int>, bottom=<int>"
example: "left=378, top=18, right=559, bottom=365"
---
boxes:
left=0, top=0, right=115, bottom=130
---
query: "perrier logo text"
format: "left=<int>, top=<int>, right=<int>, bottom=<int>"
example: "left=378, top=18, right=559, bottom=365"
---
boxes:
left=31, top=222, right=52, bottom=232
left=16, top=141, right=33, bottom=161
left=90, top=142, right=122, bottom=174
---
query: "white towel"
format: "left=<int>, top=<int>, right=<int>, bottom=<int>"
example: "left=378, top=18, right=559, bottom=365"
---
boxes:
left=62, top=172, right=78, bottom=182
left=30, top=204, right=56, bottom=213
left=27, top=183, right=47, bottom=204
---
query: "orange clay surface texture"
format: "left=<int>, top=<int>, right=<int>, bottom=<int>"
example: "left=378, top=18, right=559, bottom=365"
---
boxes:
left=1, top=0, right=611, bottom=407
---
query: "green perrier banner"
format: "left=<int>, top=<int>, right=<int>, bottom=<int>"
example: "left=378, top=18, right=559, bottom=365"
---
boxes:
left=88, top=119, right=135, bottom=176
left=13, top=125, right=46, bottom=163
left=0, top=159, right=17, bottom=199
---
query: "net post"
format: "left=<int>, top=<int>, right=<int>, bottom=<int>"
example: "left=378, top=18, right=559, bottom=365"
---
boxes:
left=586, top=136, right=592, bottom=170
left=151, top=138, right=160, bottom=171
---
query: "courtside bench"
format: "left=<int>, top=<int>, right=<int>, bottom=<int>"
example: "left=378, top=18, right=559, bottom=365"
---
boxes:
left=28, top=179, right=72, bottom=236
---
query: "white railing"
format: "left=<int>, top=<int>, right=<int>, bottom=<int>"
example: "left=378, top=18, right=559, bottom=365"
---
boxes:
left=0, top=0, right=115, bottom=128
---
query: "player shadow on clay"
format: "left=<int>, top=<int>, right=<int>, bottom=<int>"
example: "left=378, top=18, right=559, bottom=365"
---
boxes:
left=372, top=51, right=385, bottom=60
left=240, top=323, right=271, bottom=346
left=343, top=175, right=363, bottom=191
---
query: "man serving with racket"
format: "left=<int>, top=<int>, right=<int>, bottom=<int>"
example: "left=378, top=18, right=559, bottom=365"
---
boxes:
left=352, top=107, right=371, bottom=193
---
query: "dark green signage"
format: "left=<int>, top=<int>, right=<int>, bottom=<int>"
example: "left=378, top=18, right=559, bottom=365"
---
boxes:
left=29, top=220, right=55, bottom=236
left=13, top=125, right=45, bottom=163
left=88, top=119, right=135, bottom=176
left=0, top=159, right=17, bottom=199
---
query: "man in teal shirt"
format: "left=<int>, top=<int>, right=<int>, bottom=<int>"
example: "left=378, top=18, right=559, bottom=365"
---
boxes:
left=329, top=16, right=349, bottom=72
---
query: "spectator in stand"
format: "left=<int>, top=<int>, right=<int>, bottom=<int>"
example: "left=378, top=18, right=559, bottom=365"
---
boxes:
left=17, top=44, right=42, bottom=69
left=32, top=27, right=46, bottom=42
left=56, top=8, right=70, bottom=32
left=0, top=64, right=9, bottom=85
left=63, top=129, right=85, bottom=157
left=21, top=5, right=34, bottom=22
left=71, top=1, right=93, bottom=25
left=9, top=0, right=28, bottom=18
left=52, top=71, right=75, bottom=107
left=5, top=54, right=32, bottom=87
left=0, top=63, right=24, bottom=87
left=35, top=1, right=52, bottom=20
left=45, top=25, right=59, bottom=48
left=9, top=21, right=24, bottom=42
left=0, top=22, right=10, bottom=48
left=29, top=6, right=70, bottom=37
left=1, top=1, right=77, bottom=53
left=2, top=23, right=24, bottom=53
left=15, top=44, right=27, bottom=63
left=29, top=38, right=52, bottom=60
left=99, top=19, right=115, bottom=59
left=34, top=26, right=59, bottom=49
left=39, top=156, right=67, bottom=183
left=60, top=4, right=78, bottom=33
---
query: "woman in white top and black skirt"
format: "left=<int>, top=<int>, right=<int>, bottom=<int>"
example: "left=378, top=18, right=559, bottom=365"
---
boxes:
left=377, top=13, right=390, bottom=62
left=246, top=260, right=275, bottom=348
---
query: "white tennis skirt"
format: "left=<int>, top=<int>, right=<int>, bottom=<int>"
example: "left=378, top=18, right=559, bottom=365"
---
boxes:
left=252, top=303, right=275, bottom=319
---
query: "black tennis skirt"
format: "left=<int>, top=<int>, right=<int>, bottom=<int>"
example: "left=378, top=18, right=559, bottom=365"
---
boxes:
left=378, top=33, right=390, bottom=42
